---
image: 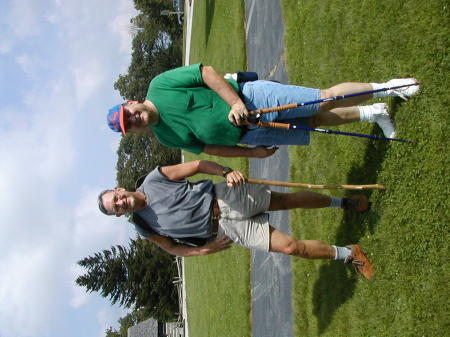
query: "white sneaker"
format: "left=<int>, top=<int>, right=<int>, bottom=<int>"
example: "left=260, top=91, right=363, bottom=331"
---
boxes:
left=371, top=103, right=397, bottom=138
left=385, top=78, right=420, bottom=100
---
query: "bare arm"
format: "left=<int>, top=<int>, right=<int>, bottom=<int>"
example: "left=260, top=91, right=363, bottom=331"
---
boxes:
left=201, top=65, right=250, bottom=126
left=148, top=234, right=232, bottom=257
left=159, top=160, right=247, bottom=186
left=159, top=160, right=221, bottom=180
left=204, top=144, right=278, bottom=158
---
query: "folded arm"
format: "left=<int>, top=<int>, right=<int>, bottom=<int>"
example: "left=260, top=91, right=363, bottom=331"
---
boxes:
left=159, top=159, right=246, bottom=186
left=203, top=144, right=278, bottom=158
left=148, top=234, right=232, bottom=257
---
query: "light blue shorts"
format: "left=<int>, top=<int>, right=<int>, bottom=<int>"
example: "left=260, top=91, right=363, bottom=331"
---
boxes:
left=238, top=81, right=320, bottom=146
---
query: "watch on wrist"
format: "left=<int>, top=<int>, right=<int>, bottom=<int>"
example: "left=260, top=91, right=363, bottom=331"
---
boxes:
left=222, top=167, right=233, bottom=177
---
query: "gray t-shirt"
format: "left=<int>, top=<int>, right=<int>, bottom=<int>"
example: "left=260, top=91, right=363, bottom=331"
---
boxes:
left=135, top=167, right=214, bottom=239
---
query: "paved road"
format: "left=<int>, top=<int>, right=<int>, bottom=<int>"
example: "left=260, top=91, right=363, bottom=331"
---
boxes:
left=245, top=1, right=293, bottom=337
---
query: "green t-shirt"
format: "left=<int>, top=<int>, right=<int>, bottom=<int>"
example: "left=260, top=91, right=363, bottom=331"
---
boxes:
left=147, top=63, right=243, bottom=154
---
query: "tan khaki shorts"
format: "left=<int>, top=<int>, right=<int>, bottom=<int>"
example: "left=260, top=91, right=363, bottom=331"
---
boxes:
left=214, top=182, right=271, bottom=251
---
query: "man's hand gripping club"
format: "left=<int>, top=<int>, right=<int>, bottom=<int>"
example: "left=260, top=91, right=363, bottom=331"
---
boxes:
left=228, top=100, right=251, bottom=126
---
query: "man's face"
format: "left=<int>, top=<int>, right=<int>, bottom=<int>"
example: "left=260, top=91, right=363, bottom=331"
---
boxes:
left=101, top=188, right=138, bottom=216
left=123, top=102, right=150, bottom=133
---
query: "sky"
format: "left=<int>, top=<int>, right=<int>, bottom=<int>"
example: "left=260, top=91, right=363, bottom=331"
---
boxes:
left=0, top=0, right=142, bottom=336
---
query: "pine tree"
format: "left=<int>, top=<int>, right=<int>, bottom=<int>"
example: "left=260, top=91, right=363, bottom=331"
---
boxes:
left=76, top=239, right=178, bottom=321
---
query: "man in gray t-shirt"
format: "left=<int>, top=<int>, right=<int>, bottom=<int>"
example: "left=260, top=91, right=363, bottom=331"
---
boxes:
left=98, top=160, right=374, bottom=280
left=135, top=168, right=214, bottom=240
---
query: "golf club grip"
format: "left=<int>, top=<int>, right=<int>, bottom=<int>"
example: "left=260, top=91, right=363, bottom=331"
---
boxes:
left=246, top=178, right=386, bottom=190
left=254, top=121, right=290, bottom=129
left=250, top=103, right=298, bottom=115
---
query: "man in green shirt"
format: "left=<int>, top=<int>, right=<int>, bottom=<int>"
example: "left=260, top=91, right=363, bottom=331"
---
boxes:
left=107, top=63, right=419, bottom=157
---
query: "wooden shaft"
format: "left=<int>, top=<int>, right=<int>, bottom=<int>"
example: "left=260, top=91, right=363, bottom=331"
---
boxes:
left=246, top=178, right=386, bottom=190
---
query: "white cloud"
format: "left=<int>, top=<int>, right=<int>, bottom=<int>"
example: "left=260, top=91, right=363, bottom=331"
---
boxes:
left=0, top=1, right=139, bottom=336
left=69, top=264, right=91, bottom=309
left=0, top=38, right=13, bottom=54
left=15, top=54, right=33, bottom=74
left=0, top=82, right=76, bottom=189
left=0, top=0, right=52, bottom=54
left=109, top=136, right=122, bottom=155
left=70, top=283, right=91, bottom=309
left=108, top=0, right=137, bottom=53
left=8, top=0, right=43, bottom=39
left=71, top=61, right=107, bottom=105
left=0, top=241, right=69, bottom=337
left=0, top=184, right=134, bottom=337
left=44, top=12, right=58, bottom=24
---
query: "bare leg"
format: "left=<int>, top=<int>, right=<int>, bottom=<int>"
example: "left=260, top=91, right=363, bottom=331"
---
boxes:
left=269, top=227, right=335, bottom=259
left=310, top=106, right=360, bottom=127
left=319, top=82, right=373, bottom=112
left=268, top=191, right=332, bottom=211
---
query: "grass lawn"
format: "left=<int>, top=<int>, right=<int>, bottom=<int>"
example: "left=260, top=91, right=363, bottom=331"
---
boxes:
left=183, top=0, right=448, bottom=336
left=282, top=0, right=449, bottom=336
left=187, top=0, right=247, bottom=73
left=182, top=1, right=252, bottom=337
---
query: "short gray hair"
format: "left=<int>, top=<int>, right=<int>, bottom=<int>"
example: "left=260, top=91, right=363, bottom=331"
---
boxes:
left=97, top=189, right=115, bottom=215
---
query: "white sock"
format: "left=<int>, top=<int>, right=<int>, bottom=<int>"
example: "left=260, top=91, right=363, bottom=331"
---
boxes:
left=328, top=197, right=342, bottom=208
left=358, top=105, right=375, bottom=122
left=224, top=73, right=238, bottom=81
left=371, top=82, right=395, bottom=98
left=332, top=245, right=352, bottom=260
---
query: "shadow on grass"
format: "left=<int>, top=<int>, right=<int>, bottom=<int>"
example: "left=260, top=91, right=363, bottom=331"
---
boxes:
left=204, top=0, right=216, bottom=46
left=312, top=124, right=393, bottom=334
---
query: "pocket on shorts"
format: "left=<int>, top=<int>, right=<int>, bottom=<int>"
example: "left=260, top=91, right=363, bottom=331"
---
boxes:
left=219, top=215, right=270, bottom=251
left=215, top=183, right=271, bottom=218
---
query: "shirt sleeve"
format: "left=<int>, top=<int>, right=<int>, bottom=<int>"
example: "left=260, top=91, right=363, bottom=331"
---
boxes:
left=148, top=166, right=189, bottom=183
left=134, top=223, right=156, bottom=238
left=151, top=63, right=204, bottom=89
left=132, top=213, right=157, bottom=238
